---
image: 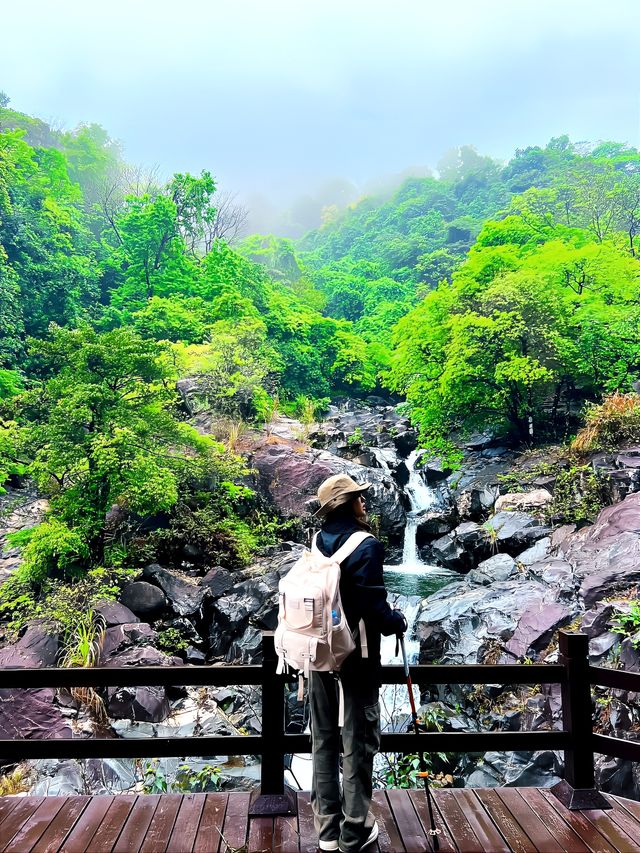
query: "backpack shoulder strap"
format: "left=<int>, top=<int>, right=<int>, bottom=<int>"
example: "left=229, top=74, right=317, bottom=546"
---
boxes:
left=332, top=531, right=374, bottom=565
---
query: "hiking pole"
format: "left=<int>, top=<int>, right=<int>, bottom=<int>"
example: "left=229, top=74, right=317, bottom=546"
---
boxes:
left=399, top=635, right=440, bottom=851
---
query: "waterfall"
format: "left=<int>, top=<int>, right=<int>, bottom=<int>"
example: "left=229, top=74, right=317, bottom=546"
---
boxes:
left=401, top=449, right=437, bottom=568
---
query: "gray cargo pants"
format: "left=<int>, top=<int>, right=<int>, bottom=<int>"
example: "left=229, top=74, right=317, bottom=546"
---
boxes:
left=309, top=670, right=380, bottom=852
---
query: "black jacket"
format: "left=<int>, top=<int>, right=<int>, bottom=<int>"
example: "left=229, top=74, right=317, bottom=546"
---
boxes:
left=317, top=516, right=405, bottom=685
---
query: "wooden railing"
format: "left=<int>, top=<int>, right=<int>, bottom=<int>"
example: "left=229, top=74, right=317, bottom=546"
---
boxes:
left=1, top=630, right=637, bottom=813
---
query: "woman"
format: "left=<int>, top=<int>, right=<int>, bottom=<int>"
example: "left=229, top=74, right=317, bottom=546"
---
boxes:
left=310, top=473, right=406, bottom=853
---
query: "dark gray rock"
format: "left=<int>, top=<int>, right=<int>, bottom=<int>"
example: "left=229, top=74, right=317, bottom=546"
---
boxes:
left=392, top=430, right=417, bottom=458
left=468, top=554, right=518, bottom=586
left=143, top=564, right=205, bottom=617
left=488, top=511, right=551, bottom=555
left=416, top=508, right=458, bottom=546
left=96, top=602, right=140, bottom=627
left=420, top=456, right=452, bottom=484
left=516, top=537, right=552, bottom=566
left=582, top=603, right=615, bottom=639
left=430, top=523, right=491, bottom=573
left=106, top=685, right=170, bottom=722
left=120, top=581, right=167, bottom=619
left=15, top=625, right=59, bottom=666
left=100, top=623, right=157, bottom=662
left=201, top=567, right=235, bottom=599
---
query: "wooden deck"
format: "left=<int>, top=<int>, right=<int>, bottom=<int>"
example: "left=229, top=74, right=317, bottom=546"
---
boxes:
left=1, top=788, right=640, bottom=852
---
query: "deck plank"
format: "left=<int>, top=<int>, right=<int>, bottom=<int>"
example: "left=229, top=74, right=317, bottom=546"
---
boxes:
left=139, top=794, right=183, bottom=853
left=475, top=789, right=537, bottom=853
left=193, top=793, right=228, bottom=853
left=59, top=796, right=115, bottom=853
left=246, top=816, right=273, bottom=853
left=88, top=796, right=137, bottom=853
left=167, top=793, right=206, bottom=853
left=538, top=789, right=619, bottom=853
left=433, top=788, right=485, bottom=852
left=522, top=788, right=589, bottom=853
left=370, top=790, right=405, bottom=853
left=273, top=814, right=299, bottom=852
left=112, top=795, right=161, bottom=853
left=2, top=797, right=65, bottom=853
left=387, top=789, right=429, bottom=852
left=454, top=789, right=511, bottom=852
left=408, top=789, right=457, bottom=853
left=581, top=807, right=640, bottom=853
left=603, top=795, right=640, bottom=851
left=0, top=797, right=21, bottom=829
left=495, top=788, right=565, bottom=853
left=219, top=791, right=250, bottom=853
left=612, top=794, right=640, bottom=823
left=0, top=798, right=44, bottom=852
left=31, top=797, right=91, bottom=853
left=296, top=792, right=317, bottom=853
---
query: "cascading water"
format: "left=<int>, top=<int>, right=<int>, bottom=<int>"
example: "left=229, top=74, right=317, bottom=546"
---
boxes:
left=402, top=449, right=438, bottom=567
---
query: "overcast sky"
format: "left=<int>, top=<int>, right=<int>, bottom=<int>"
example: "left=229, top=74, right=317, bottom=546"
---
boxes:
left=2, top=0, right=639, bottom=212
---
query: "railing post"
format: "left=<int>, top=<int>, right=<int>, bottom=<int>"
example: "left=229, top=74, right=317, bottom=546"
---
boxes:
left=249, top=631, right=297, bottom=816
left=551, top=631, right=610, bottom=809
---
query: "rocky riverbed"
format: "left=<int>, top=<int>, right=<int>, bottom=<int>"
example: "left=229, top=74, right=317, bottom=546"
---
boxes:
left=3, top=399, right=640, bottom=798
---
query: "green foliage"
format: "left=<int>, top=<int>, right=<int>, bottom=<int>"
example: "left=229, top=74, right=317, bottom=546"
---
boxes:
left=157, top=627, right=190, bottom=654
left=610, top=603, right=640, bottom=640
left=141, top=760, right=221, bottom=794
left=547, top=464, right=606, bottom=525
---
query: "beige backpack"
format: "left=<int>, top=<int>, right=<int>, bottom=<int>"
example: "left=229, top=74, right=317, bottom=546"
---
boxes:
left=274, top=531, right=371, bottom=722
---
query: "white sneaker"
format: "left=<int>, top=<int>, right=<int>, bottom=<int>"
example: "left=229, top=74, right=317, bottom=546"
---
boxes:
left=338, top=821, right=379, bottom=853
left=319, top=840, right=339, bottom=851
left=360, top=822, right=379, bottom=851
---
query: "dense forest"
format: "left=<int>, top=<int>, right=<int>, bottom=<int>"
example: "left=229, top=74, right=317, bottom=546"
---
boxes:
left=1, top=91, right=640, bottom=627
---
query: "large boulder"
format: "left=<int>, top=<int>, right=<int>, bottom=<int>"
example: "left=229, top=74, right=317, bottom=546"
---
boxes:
left=143, top=564, right=206, bottom=617
left=104, top=646, right=179, bottom=722
left=430, top=523, right=492, bottom=573
left=561, top=493, right=640, bottom=607
left=251, top=443, right=406, bottom=540
left=503, top=602, right=573, bottom=660
left=120, top=581, right=167, bottom=619
left=494, top=489, right=553, bottom=513
left=96, top=602, right=140, bottom=627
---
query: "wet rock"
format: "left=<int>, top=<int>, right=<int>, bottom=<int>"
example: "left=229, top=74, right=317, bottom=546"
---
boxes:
left=106, top=685, right=170, bottom=722
left=581, top=603, right=615, bottom=639
left=120, top=581, right=167, bottom=619
left=186, top=646, right=207, bottom=664
left=488, top=511, right=551, bottom=556
left=467, top=554, right=518, bottom=586
left=100, top=623, right=157, bottom=662
left=415, top=578, right=559, bottom=665
left=15, top=625, right=59, bottom=666
left=415, top=508, right=458, bottom=545
left=494, top=489, right=553, bottom=513
left=430, top=523, right=491, bottom=573
left=516, top=537, right=552, bottom=566
left=227, top=626, right=263, bottom=663
left=589, top=632, right=618, bottom=662
left=143, top=564, right=205, bottom=617
left=96, top=602, right=140, bottom=627
left=392, top=430, right=417, bottom=458
left=504, top=602, right=573, bottom=660
left=31, top=758, right=137, bottom=795
left=420, top=457, right=452, bottom=484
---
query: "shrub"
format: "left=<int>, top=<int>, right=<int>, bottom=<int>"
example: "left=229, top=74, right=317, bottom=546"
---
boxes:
left=573, top=393, right=640, bottom=454
left=547, top=464, right=606, bottom=525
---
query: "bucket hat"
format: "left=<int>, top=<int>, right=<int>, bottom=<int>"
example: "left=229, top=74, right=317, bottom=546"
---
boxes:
left=314, top=473, right=371, bottom=518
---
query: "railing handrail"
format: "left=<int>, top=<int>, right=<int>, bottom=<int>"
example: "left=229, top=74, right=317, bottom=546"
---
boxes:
left=0, top=630, right=635, bottom=807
